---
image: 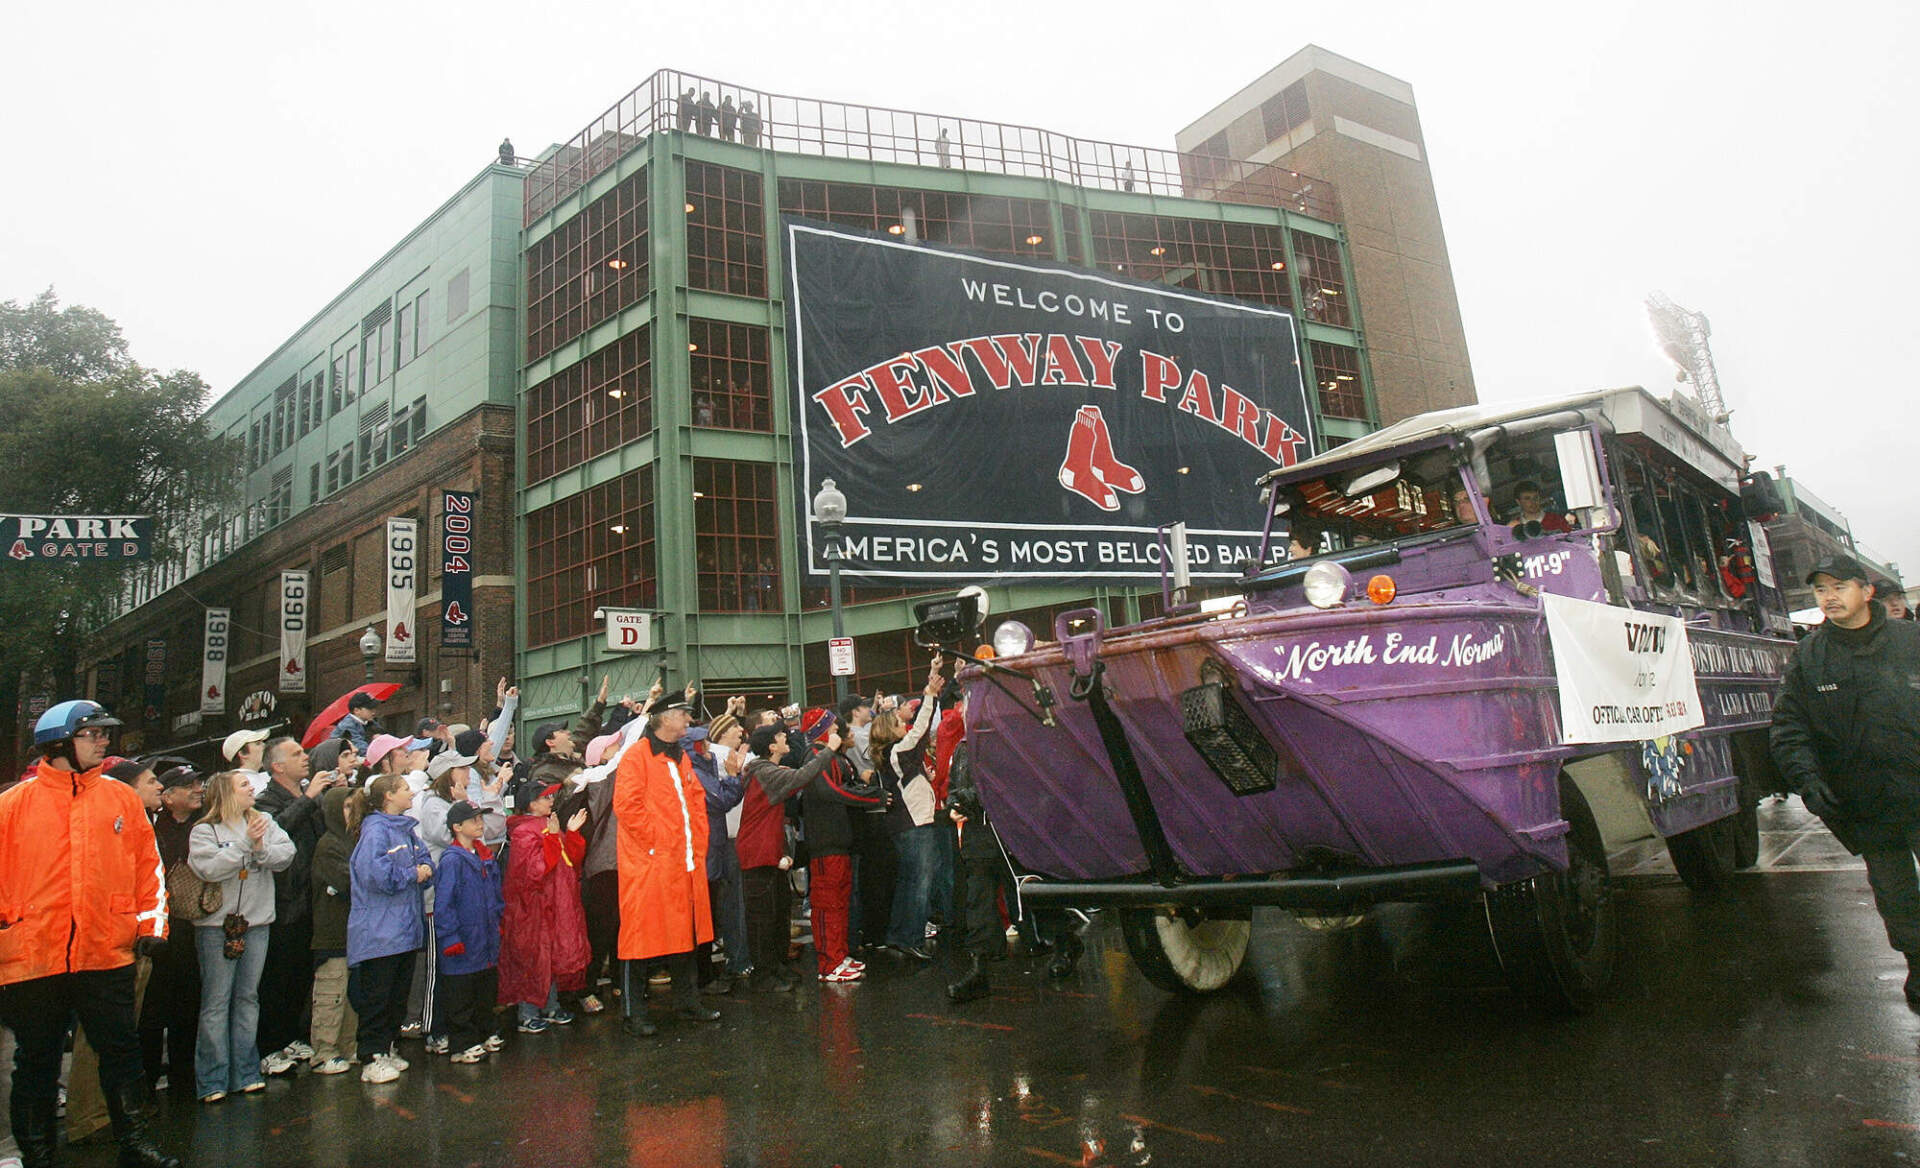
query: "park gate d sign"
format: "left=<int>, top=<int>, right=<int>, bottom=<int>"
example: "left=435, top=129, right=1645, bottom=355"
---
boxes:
left=2, top=514, right=151, bottom=561
left=783, top=221, right=1314, bottom=586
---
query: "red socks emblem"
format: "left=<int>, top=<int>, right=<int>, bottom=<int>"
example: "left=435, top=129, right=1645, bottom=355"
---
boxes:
left=1057, top=405, right=1145, bottom=511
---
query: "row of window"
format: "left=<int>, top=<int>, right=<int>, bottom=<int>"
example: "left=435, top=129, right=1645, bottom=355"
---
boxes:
left=244, top=291, right=432, bottom=472
left=529, top=160, right=1358, bottom=363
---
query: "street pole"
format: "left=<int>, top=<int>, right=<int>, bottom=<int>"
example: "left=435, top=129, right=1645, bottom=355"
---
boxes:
left=827, top=520, right=847, bottom=705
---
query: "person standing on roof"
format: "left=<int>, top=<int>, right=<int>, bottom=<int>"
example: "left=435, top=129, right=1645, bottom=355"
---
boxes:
left=0, top=700, right=179, bottom=1168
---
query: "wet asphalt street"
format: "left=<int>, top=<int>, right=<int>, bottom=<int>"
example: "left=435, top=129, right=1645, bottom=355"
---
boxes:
left=64, top=802, right=1920, bottom=1167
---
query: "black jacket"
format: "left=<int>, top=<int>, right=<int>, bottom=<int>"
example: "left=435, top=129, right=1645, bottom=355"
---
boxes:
left=257, top=777, right=327, bottom=922
left=943, top=742, right=1001, bottom=862
left=1770, top=605, right=1920, bottom=852
left=309, top=788, right=354, bottom=953
left=800, top=751, right=885, bottom=857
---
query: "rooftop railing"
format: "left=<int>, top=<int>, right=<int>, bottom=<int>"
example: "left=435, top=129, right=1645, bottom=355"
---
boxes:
left=525, top=68, right=1338, bottom=226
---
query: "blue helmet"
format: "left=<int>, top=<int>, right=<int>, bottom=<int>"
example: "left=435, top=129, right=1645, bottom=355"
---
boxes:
left=33, top=699, right=123, bottom=747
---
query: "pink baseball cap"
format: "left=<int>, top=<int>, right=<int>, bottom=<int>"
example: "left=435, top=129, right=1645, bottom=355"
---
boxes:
left=584, top=733, right=619, bottom=767
left=364, top=733, right=411, bottom=768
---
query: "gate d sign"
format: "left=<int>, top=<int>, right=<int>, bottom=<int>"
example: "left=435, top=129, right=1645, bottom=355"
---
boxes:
left=604, top=610, right=653, bottom=652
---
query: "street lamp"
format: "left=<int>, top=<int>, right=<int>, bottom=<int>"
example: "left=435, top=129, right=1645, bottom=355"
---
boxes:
left=358, top=626, right=382, bottom=682
left=811, top=479, right=849, bottom=704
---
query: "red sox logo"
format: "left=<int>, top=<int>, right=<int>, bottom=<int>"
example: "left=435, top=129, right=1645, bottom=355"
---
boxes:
left=1057, top=405, right=1144, bottom=512
left=7, top=539, right=30, bottom=561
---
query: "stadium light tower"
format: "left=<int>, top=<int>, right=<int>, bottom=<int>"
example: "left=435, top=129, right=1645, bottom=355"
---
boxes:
left=1646, top=291, right=1727, bottom=421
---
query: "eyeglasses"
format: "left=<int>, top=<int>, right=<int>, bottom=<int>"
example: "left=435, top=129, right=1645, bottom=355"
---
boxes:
left=75, top=728, right=113, bottom=742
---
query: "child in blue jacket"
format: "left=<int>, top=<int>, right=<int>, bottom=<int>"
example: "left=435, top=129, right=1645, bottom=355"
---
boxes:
left=435, top=800, right=505, bottom=1063
left=346, top=773, right=434, bottom=1084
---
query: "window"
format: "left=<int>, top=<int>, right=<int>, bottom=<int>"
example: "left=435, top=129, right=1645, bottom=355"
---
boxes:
left=685, top=161, right=766, bottom=298
left=776, top=181, right=1052, bottom=260
left=396, top=299, right=415, bottom=367
left=309, top=464, right=319, bottom=503
left=688, top=320, right=770, bottom=432
left=446, top=269, right=469, bottom=324
left=390, top=397, right=426, bottom=459
left=693, top=459, right=780, bottom=613
left=525, top=168, right=649, bottom=362
left=525, top=467, right=656, bottom=648
left=1309, top=341, right=1367, bottom=420
left=1084, top=211, right=1293, bottom=310
left=1259, top=80, right=1311, bottom=143
left=527, top=326, right=653, bottom=483
left=1292, top=231, right=1351, bottom=326
left=272, top=378, right=296, bottom=453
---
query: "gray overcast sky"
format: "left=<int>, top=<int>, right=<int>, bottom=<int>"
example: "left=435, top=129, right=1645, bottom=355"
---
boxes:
left=7, top=0, right=1915, bottom=571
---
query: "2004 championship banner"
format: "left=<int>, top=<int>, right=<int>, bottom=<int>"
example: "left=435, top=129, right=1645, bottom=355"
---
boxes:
left=783, top=221, right=1314, bottom=585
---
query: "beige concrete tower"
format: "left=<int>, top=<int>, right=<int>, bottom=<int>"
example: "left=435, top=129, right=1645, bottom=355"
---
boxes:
left=1179, top=45, right=1477, bottom=422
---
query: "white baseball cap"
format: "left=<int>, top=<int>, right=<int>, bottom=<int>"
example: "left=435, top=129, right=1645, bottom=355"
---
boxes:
left=222, top=728, right=269, bottom=763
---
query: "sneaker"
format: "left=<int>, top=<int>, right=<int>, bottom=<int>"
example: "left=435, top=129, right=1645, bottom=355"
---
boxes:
left=360, top=1057, right=400, bottom=1085
left=283, top=1040, right=315, bottom=1061
left=844, top=957, right=866, bottom=972
left=449, top=1044, right=489, bottom=1064
left=484, top=1034, right=505, bottom=1052
left=647, top=970, right=672, bottom=987
left=818, top=958, right=865, bottom=983
left=0, top=1155, right=23, bottom=1168
left=198, top=1091, right=226, bottom=1105
left=398, top=1020, right=425, bottom=1039
left=311, top=1058, right=352, bottom=1076
left=517, top=1016, right=550, bottom=1034
left=578, top=994, right=605, bottom=1014
left=240, top=1080, right=267, bottom=1094
left=424, top=1035, right=450, bottom=1055
left=384, top=1049, right=411, bottom=1071
left=260, top=1051, right=297, bottom=1077
left=925, top=923, right=940, bottom=939
left=542, top=1008, right=575, bottom=1026
left=895, top=944, right=933, bottom=961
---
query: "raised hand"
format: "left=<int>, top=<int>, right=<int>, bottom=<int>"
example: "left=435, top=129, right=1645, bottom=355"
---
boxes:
left=566, top=808, right=588, bottom=833
left=599, top=675, right=611, bottom=704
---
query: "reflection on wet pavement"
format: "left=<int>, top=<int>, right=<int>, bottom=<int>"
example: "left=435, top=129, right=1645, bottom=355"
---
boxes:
left=93, top=800, right=1919, bottom=1167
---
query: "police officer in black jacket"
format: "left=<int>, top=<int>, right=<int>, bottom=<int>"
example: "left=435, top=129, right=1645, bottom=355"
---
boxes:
left=1771, top=555, right=1920, bottom=1007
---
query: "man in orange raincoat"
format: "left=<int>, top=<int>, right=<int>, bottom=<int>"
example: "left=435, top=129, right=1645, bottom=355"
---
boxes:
left=614, top=689, right=719, bottom=1037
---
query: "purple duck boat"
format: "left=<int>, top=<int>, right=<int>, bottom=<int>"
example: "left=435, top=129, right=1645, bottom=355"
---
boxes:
left=920, top=387, right=1794, bottom=1009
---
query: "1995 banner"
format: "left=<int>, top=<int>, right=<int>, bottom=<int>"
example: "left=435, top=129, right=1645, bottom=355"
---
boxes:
left=783, top=221, right=1314, bottom=585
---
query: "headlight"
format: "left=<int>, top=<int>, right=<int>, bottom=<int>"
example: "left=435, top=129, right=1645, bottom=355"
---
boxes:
left=991, top=620, right=1035, bottom=657
left=1302, top=561, right=1352, bottom=609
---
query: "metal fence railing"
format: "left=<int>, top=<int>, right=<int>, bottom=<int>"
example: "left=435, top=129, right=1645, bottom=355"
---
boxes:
left=525, top=69, right=1338, bottom=226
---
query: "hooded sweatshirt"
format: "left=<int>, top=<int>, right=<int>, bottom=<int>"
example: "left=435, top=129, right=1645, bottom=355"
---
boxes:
left=187, top=812, right=296, bottom=928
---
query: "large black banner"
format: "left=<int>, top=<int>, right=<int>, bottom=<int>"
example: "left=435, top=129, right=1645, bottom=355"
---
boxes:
left=784, top=220, right=1313, bottom=585
left=440, top=491, right=475, bottom=650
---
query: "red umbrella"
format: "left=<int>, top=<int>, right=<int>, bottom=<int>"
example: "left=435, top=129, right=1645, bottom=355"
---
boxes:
left=301, top=683, right=402, bottom=749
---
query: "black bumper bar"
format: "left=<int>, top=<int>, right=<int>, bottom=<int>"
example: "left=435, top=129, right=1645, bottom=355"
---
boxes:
left=1018, top=859, right=1484, bottom=912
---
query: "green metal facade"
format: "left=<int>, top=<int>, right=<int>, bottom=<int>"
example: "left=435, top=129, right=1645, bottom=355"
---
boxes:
left=512, top=131, right=1377, bottom=721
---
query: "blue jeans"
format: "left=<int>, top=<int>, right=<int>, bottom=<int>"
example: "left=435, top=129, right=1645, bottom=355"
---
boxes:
left=887, top=824, right=941, bottom=948
left=516, top=985, right=560, bottom=1023
left=195, top=924, right=269, bottom=1097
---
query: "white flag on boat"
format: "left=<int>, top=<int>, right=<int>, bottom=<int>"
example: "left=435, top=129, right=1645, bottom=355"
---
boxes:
left=1543, top=593, right=1704, bottom=744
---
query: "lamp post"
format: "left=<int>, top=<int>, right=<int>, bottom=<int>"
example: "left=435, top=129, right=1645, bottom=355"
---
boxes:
left=811, top=478, right=849, bottom=704
left=358, top=626, right=382, bottom=683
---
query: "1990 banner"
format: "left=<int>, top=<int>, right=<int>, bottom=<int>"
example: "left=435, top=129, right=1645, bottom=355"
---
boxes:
left=784, top=221, right=1314, bottom=585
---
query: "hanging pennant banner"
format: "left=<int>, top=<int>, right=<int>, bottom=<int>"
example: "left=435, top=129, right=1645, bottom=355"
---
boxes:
left=386, top=518, right=417, bottom=663
left=279, top=570, right=309, bottom=693
left=201, top=608, right=230, bottom=716
left=144, top=639, right=166, bottom=721
left=441, top=491, right=475, bottom=650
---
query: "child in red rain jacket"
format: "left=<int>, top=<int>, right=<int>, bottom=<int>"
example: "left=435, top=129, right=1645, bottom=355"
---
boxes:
left=498, top=781, right=591, bottom=1033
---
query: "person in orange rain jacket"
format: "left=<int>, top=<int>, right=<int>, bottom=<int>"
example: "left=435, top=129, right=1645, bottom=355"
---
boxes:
left=0, top=700, right=179, bottom=1168
left=614, top=688, right=716, bottom=1037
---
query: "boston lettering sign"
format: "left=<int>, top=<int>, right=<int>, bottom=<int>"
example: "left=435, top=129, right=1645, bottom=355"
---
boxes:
left=2, top=514, right=151, bottom=561
left=784, top=221, right=1313, bottom=585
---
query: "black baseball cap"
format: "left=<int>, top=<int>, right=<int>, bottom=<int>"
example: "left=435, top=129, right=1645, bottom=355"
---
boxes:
left=158, top=763, right=204, bottom=790
left=1805, top=555, right=1869, bottom=585
left=445, top=800, right=484, bottom=830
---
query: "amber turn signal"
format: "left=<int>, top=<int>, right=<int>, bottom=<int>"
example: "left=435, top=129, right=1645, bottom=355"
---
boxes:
left=973, top=644, right=997, bottom=660
left=1366, top=574, right=1397, bottom=605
